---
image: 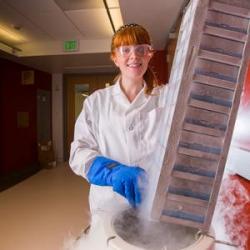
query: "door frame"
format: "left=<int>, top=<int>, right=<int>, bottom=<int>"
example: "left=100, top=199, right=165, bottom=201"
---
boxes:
left=64, top=73, right=116, bottom=160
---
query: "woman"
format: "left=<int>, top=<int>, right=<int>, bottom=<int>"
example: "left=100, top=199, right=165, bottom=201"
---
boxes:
left=69, top=23, right=168, bottom=216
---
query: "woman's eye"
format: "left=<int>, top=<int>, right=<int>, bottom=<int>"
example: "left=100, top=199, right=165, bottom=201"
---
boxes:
left=136, top=47, right=145, bottom=54
left=122, top=47, right=131, bottom=54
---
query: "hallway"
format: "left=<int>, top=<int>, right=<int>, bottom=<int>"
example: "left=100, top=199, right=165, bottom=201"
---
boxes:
left=0, top=164, right=90, bottom=250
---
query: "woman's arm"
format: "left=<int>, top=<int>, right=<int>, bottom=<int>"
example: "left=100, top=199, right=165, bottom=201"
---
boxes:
left=69, top=97, right=100, bottom=179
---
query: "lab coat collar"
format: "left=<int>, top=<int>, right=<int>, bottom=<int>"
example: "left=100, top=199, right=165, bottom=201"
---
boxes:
left=111, top=78, right=149, bottom=109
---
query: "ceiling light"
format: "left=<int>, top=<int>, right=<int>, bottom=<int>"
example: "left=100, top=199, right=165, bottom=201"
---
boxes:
left=103, top=0, right=123, bottom=33
left=0, top=26, right=24, bottom=42
left=0, top=40, right=22, bottom=54
left=109, top=7, right=123, bottom=31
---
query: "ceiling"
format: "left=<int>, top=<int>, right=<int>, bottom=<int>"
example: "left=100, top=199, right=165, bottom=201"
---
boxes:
left=0, top=0, right=187, bottom=74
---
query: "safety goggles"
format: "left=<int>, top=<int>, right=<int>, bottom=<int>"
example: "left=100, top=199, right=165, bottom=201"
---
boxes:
left=116, top=44, right=153, bottom=57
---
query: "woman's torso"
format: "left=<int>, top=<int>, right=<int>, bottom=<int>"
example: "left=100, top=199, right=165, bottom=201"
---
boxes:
left=88, top=82, right=169, bottom=212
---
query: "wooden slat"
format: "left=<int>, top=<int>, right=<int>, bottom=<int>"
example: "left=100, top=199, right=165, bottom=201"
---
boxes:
left=189, top=99, right=231, bottom=114
left=204, top=26, right=247, bottom=42
left=170, top=173, right=213, bottom=194
left=193, top=74, right=236, bottom=90
left=175, top=154, right=218, bottom=177
left=191, top=82, right=234, bottom=104
left=210, top=1, right=250, bottom=18
left=178, top=147, right=220, bottom=160
left=160, top=214, right=204, bottom=229
left=199, top=50, right=242, bottom=66
left=167, top=193, right=209, bottom=207
left=206, top=9, right=249, bottom=34
left=164, top=199, right=207, bottom=218
left=200, top=34, right=244, bottom=62
left=181, top=130, right=223, bottom=149
left=185, top=107, right=228, bottom=133
left=162, top=196, right=209, bottom=227
left=162, top=196, right=208, bottom=226
left=183, top=123, right=225, bottom=137
left=195, top=60, right=238, bottom=85
left=172, top=170, right=214, bottom=184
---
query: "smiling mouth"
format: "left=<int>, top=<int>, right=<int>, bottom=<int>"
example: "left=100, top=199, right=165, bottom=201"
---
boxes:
left=127, top=63, right=142, bottom=68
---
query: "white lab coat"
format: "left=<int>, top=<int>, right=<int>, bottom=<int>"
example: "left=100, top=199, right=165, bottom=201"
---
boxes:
left=69, top=80, right=169, bottom=213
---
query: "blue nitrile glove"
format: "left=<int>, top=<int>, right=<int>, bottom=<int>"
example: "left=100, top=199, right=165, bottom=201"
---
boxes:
left=87, top=156, right=147, bottom=207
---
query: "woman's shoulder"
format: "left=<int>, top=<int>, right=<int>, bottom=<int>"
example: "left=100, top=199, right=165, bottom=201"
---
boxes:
left=152, top=83, right=168, bottom=95
left=150, top=83, right=169, bottom=107
left=85, top=84, right=116, bottom=104
left=93, top=84, right=115, bottom=97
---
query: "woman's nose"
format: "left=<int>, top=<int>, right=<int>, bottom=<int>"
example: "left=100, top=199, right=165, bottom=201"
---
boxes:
left=129, top=49, right=138, bottom=58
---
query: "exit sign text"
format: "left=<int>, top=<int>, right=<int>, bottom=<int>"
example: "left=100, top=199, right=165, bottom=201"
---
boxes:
left=63, top=40, right=78, bottom=52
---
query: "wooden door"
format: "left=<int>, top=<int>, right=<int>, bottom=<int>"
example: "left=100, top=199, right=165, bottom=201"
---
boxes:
left=64, top=73, right=116, bottom=160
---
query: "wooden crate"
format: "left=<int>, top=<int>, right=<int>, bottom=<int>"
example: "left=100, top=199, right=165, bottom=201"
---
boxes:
left=151, top=0, right=250, bottom=232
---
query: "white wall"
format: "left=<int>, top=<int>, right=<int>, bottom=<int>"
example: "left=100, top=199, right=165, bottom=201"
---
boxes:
left=52, top=74, right=64, bottom=163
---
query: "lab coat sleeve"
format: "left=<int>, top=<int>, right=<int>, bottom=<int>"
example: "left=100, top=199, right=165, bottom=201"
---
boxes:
left=69, top=96, right=100, bottom=179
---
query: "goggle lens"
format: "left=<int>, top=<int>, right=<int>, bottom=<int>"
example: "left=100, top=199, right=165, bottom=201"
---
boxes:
left=117, top=44, right=152, bottom=57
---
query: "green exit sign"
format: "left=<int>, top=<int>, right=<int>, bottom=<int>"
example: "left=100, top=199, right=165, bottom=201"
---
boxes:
left=63, top=40, right=78, bottom=52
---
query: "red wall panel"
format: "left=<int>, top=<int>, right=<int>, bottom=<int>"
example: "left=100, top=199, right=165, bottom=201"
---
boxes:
left=0, top=58, right=52, bottom=175
left=149, top=50, right=168, bottom=85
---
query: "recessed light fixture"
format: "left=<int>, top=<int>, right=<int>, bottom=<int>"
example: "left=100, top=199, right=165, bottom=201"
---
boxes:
left=103, top=0, right=123, bottom=33
left=0, top=25, right=24, bottom=42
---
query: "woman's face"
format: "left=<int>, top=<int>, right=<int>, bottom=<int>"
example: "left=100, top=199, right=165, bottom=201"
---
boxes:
left=112, top=44, right=153, bottom=81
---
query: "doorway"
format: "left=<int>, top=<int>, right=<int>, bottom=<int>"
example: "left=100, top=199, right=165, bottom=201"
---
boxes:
left=64, top=73, right=116, bottom=160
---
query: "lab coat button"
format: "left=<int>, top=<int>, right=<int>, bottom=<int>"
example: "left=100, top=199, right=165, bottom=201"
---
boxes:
left=129, top=124, right=134, bottom=131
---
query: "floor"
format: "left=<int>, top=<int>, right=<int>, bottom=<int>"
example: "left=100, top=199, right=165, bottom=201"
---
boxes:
left=0, top=164, right=41, bottom=192
left=0, top=163, right=246, bottom=250
left=0, top=163, right=90, bottom=250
